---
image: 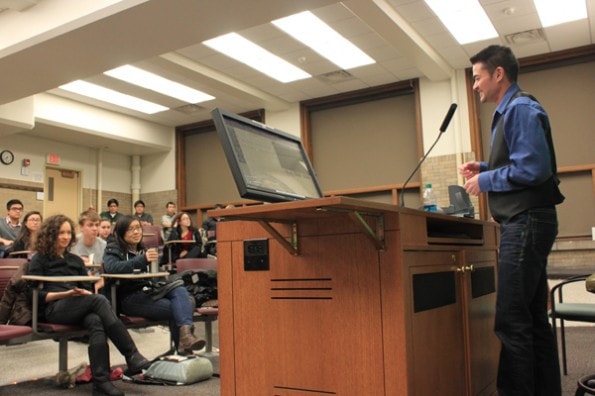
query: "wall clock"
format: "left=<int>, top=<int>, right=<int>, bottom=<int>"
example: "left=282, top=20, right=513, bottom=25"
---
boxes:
left=1, top=149, right=14, bottom=165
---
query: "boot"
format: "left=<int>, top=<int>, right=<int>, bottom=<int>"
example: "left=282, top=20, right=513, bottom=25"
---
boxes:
left=105, top=323, right=151, bottom=376
left=178, top=324, right=206, bottom=355
left=89, top=343, right=124, bottom=396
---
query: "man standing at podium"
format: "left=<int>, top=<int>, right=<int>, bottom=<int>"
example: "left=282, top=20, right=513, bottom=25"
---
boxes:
left=460, top=45, right=564, bottom=396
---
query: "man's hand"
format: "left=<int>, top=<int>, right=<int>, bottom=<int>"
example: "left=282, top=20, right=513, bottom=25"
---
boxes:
left=458, top=161, right=481, bottom=179
left=459, top=161, right=482, bottom=196
left=0, top=238, right=13, bottom=246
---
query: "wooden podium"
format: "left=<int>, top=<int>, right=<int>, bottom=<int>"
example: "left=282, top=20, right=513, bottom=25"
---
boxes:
left=211, top=197, right=499, bottom=396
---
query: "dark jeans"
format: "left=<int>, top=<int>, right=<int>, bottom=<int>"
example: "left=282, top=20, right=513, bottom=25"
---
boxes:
left=120, top=286, right=194, bottom=346
left=495, top=207, right=561, bottom=396
left=45, top=293, right=119, bottom=345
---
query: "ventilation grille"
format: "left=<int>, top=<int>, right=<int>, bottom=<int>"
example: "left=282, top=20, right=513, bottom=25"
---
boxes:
left=316, top=70, right=354, bottom=84
left=504, top=29, right=545, bottom=45
left=270, top=278, right=333, bottom=300
left=172, top=103, right=205, bottom=114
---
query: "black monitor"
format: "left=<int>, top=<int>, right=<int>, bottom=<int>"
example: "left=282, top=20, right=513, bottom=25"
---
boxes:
left=211, top=108, right=324, bottom=203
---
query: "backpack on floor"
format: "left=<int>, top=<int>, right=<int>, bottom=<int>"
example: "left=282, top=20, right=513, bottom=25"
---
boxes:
left=126, top=355, right=213, bottom=386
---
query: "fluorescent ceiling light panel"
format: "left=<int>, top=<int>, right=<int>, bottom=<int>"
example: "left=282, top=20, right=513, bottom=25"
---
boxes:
left=534, top=0, right=587, bottom=27
left=272, top=11, right=375, bottom=70
left=203, top=32, right=311, bottom=83
left=104, top=65, right=215, bottom=103
left=424, top=0, right=498, bottom=45
left=59, top=80, right=168, bottom=114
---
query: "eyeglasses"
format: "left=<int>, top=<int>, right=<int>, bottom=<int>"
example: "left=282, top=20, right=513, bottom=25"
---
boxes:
left=9, top=207, right=23, bottom=211
left=126, top=226, right=142, bottom=233
left=27, top=218, right=41, bottom=222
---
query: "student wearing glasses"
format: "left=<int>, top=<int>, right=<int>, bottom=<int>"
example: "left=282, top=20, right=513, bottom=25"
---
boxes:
left=100, top=198, right=123, bottom=225
left=27, top=214, right=151, bottom=396
left=8, top=211, right=42, bottom=258
left=103, top=216, right=205, bottom=355
left=0, top=199, right=24, bottom=247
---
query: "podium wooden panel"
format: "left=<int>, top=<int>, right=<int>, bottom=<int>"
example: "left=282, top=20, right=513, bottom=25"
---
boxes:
left=211, top=197, right=499, bottom=396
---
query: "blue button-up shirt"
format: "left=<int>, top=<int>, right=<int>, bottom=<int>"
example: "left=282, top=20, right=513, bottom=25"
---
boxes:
left=478, top=83, right=553, bottom=192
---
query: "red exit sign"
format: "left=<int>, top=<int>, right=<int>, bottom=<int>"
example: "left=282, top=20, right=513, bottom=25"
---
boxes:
left=46, top=153, right=60, bottom=165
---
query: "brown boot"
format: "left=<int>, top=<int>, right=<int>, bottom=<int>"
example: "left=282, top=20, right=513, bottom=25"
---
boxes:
left=178, top=325, right=206, bottom=355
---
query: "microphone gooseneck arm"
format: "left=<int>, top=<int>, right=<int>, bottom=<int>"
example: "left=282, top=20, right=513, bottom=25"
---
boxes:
left=398, top=103, right=457, bottom=208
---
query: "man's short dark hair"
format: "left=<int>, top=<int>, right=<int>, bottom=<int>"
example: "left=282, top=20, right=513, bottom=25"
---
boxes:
left=165, top=201, right=175, bottom=208
left=134, top=200, right=145, bottom=208
left=107, top=198, right=119, bottom=207
left=470, top=45, right=519, bottom=83
left=6, top=199, right=23, bottom=210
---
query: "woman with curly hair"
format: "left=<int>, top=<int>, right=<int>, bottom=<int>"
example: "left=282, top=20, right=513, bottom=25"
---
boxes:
left=103, top=215, right=205, bottom=355
left=27, top=214, right=150, bottom=396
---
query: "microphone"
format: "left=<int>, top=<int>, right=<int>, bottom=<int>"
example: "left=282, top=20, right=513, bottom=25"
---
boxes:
left=399, top=103, right=458, bottom=207
left=439, top=103, right=458, bottom=132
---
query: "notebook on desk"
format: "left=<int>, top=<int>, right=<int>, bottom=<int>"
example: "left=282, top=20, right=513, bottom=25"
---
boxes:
left=211, top=108, right=324, bottom=203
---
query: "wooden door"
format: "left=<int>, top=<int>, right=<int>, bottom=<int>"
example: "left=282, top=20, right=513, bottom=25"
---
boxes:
left=464, top=250, right=499, bottom=396
left=406, top=251, right=467, bottom=396
left=44, top=167, right=81, bottom=222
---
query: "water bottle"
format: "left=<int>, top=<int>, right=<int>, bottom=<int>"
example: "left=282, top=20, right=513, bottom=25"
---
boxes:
left=423, top=183, right=438, bottom=212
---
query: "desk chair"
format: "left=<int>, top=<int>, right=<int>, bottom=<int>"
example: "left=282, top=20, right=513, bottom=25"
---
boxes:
left=163, top=239, right=195, bottom=269
left=0, top=257, right=27, bottom=267
left=550, top=274, right=595, bottom=375
left=7, top=250, right=30, bottom=259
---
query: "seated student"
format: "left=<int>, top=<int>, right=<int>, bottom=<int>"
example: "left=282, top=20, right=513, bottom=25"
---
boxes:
left=27, top=214, right=150, bottom=396
left=100, top=198, right=123, bottom=225
left=98, top=218, right=112, bottom=241
left=72, top=210, right=106, bottom=266
left=72, top=210, right=107, bottom=293
left=164, top=212, right=206, bottom=265
left=7, top=210, right=42, bottom=258
left=0, top=199, right=24, bottom=248
left=103, top=216, right=205, bottom=355
left=160, top=201, right=176, bottom=241
left=132, top=199, right=153, bottom=226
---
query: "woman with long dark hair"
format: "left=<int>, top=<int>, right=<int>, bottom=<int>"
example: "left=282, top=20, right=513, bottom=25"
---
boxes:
left=103, top=215, right=205, bottom=355
left=27, top=214, right=150, bottom=396
left=163, top=211, right=206, bottom=264
left=9, top=210, right=42, bottom=257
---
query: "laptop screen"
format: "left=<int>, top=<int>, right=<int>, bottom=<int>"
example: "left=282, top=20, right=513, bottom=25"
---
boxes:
left=211, top=108, right=323, bottom=203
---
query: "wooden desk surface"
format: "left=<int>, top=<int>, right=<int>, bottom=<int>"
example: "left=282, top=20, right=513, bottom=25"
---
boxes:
left=101, top=272, right=169, bottom=279
left=85, top=263, right=102, bottom=269
left=22, top=275, right=101, bottom=282
left=164, top=239, right=195, bottom=245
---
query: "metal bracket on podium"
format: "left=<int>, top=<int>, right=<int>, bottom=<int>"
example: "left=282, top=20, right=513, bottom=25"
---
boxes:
left=316, top=207, right=385, bottom=251
left=257, top=220, right=299, bottom=256
left=348, top=210, right=385, bottom=251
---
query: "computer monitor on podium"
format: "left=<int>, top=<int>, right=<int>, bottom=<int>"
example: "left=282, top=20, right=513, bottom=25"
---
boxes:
left=211, top=108, right=324, bottom=203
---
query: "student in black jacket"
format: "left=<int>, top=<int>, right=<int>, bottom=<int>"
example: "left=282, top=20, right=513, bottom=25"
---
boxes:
left=27, top=214, right=150, bottom=396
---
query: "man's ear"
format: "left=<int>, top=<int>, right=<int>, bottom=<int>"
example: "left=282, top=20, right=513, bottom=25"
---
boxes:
left=494, top=66, right=505, bottom=82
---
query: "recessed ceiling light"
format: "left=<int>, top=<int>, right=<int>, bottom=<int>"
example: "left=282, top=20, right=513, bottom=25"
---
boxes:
left=104, top=65, right=214, bottom=104
left=424, top=0, right=498, bottom=45
left=59, top=80, right=168, bottom=114
left=272, top=11, right=375, bottom=70
left=534, top=0, right=587, bottom=27
left=203, top=33, right=311, bottom=83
